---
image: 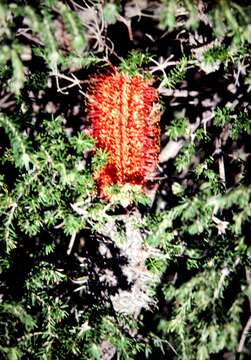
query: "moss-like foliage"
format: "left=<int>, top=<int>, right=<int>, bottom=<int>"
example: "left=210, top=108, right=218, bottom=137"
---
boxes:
left=0, top=1, right=251, bottom=359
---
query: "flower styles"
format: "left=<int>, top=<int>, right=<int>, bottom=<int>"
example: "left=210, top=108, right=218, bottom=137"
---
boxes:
left=87, top=68, right=160, bottom=200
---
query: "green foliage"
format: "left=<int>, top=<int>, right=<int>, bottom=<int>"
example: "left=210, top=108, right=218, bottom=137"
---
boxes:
left=159, top=0, right=177, bottom=31
left=146, top=183, right=251, bottom=358
left=161, top=57, right=188, bottom=89
left=160, top=0, right=199, bottom=30
left=214, top=106, right=251, bottom=139
left=0, top=114, right=34, bottom=171
left=91, top=148, right=109, bottom=172
left=166, top=113, right=189, bottom=140
left=0, top=1, right=251, bottom=359
left=211, top=1, right=251, bottom=43
left=0, top=115, right=96, bottom=252
left=0, top=1, right=101, bottom=94
left=203, top=45, right=231, bottom=67
left=119, top=50, right=152, bottom=76
left=56, top=2, right=86, bottom=54
left=103, top=3, right=120, bottom=25
left=175, top=143, right=195, bottom=172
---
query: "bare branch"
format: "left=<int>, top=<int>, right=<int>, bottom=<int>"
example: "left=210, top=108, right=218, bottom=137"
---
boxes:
left=238, top=316, right=251, bottom=353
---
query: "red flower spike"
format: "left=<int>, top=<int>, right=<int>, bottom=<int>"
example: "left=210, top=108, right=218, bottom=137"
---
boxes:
left=87, top=68, right=160, bottom=200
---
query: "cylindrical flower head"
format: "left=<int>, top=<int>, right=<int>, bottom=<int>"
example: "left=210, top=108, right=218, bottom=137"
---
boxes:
left=87, top=68, right=160, bottom=199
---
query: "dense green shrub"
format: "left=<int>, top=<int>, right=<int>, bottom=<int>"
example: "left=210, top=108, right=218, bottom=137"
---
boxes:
left=0, top=1, right=251, bottom=359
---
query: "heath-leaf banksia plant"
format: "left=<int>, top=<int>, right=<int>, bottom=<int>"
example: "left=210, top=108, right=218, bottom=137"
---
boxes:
left=87, top=68, right=160, bottom=201
left=86, top=68, right=161, bottom=317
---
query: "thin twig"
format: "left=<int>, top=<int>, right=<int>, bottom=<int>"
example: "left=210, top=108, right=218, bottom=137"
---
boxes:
left=215, top=138, right=226, bottom=188
left=17, top=331, right=44, bottom=342
left=237, top=266, right=251, bottom=353
left=117, top=15, right=133, bottom=41
left=238, top=316, right=251, bottom=353
left=0, top=93, right=16, bottom=109
left=52, top=72, right=87, bottom=95
left=67, top=232, right=77, bottom=255
left=16, top=28, right=43, bottom=46
left=246, top=267, right=251, bottom=312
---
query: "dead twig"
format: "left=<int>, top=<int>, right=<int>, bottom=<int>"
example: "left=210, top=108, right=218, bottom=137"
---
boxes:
left=67, top=232, right=77, bottom=255
left=51, top=71, right=88, bottom=95
left=238, top=267, right=251, bottom=353
left=238, top=316, right=251, bottom=353
left=16, top=28, right=43, bottom=46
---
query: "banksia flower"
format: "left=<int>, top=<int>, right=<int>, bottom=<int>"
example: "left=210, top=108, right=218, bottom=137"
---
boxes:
left=87, top=68, right=160, bottom=200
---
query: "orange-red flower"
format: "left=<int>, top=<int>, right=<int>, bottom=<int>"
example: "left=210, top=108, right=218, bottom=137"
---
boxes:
left=87, top=68, right=160, bottom=199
